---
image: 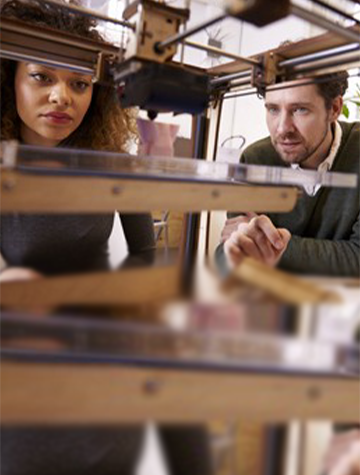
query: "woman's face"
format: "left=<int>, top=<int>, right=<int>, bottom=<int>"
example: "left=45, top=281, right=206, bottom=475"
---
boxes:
left=15, top=62, right=93, bottom=147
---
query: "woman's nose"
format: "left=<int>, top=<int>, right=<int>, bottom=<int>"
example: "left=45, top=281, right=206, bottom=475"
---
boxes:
left=48, top=83, right=71, bottom=107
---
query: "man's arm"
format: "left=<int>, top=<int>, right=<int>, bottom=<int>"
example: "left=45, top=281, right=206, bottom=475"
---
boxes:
left=216, top=212, right=359, bottom=277
left=279, top=215, right=360, bottom=277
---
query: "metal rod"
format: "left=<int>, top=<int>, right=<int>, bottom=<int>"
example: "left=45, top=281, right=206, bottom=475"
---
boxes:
left=39, top=0, right=135, bottom=29
left=0, top=51, right=94, bottom=75
left=279, top=43, right=360, bottom=67
left=287, top=52, right=360, bottom=75
left=211, top=70, right=251, bottom=86
left=185, top=40, right=260, bottom=65
left=155, top=13, right=227, bottom=52
left=228, top=76, right=253, bottom=87
left=223, top=72, right=360, bottom=100
left=310, top=0, right=360, bottom=26
left=291, top=4, right=360, bottom=44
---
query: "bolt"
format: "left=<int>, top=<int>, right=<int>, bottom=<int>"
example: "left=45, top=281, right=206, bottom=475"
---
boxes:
left=308, top=386, right=321, bottom=400
left=112, top=185, right=122, bottom=195
left=143, top=379, right=162, bottom=395
left=212, top=189, right=220, bottom=199
left=280, top=192, right=288, bottom=199
left=2, top=180, right=15, bottom=191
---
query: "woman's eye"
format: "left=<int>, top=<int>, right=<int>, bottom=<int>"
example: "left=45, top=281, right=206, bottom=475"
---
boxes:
left=72, top=81, right=91, bottom=92
left=30, top=72, right=51, bottom=83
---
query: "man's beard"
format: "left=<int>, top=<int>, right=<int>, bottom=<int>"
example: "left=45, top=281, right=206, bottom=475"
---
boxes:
left=273, top=125, right=329, bottom=165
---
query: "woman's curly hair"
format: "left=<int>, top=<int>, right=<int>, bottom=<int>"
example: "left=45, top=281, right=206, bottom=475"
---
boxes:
left=0, top=0, right=137, bottom=152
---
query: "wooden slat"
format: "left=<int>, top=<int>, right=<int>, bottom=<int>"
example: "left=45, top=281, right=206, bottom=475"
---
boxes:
left=1, top=361, right=358, bottom=424
left=232, top=258, right=342, bottom=304
left=0, top=171, right=298, bottom=213
left=208, top=25, right=360, bottom=76
left=0, top=266, right=181, bottom=308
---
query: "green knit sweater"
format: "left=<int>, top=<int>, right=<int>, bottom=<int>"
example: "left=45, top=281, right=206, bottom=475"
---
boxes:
left=216, top=121, right=360, bottom=277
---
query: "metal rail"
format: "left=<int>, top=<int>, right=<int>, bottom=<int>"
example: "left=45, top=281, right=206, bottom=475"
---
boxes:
left=38, top=0, right=134, bottom=29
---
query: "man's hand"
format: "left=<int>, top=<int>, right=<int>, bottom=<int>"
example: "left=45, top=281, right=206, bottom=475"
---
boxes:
left=221, top=214, right=253, bottom=243
left=223, top=214, right=291, bottom=268
left=324, top=431, right=360, bottom=475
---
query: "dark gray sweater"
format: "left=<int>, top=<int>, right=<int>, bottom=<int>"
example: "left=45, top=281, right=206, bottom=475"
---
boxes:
left=0, top=212, right=155, bottom=274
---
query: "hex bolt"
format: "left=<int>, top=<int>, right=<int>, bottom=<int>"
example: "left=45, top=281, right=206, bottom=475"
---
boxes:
left=307, top=386, right=322, bottom=400
left=2, top=180, right=16, bottom=191
left=112, top=185, right=122, bottom=195
left=143, top=379, right=162, bottom=395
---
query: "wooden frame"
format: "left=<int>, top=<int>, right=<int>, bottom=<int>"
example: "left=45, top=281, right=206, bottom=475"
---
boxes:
left=2, top=361, right=358, bottom=425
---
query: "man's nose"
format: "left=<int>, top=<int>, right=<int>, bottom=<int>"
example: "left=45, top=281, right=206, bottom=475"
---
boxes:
left=277, top=112, right=295, bottom=135
left=48, top=82, right=71, bottom=107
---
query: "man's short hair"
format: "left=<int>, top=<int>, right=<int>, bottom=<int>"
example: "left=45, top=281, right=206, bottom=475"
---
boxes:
left=315, top=71, right=349, bottom=109
left=261, top=71, right=349, bottom=108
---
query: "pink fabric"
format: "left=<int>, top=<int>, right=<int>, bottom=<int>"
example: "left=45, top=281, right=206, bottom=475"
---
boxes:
left=137, top=118, right=179, bottom=157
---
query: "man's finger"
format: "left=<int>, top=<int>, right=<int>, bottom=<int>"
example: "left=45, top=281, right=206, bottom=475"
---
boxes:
left=230, top=232, right=263, bottom=262
left=252, top=215, right=285, bottom=250
left=221, top=215, right=250, bottom=243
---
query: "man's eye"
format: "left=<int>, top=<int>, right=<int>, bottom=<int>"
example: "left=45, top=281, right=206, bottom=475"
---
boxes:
left=267, top=107, right=279, bottom=114
left=294, top=107, right=308, bottom=114
left=72, top=81, right=91, bottom=91
left=30, top=72, right=51, bottom=83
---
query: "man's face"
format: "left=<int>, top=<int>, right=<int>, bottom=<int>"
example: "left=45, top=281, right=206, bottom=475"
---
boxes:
left=265, top=81, right=341, bottom=168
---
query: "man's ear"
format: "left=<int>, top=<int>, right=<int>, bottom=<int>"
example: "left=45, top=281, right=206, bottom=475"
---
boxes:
left=329, top=96, right=343, bottom=122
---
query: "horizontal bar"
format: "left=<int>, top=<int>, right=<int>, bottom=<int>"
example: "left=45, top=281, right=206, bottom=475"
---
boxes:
left=211, top=70, right=252, bottom=86
left=0, top=265, right=181, bottom=307
left=155, top=13, right=227, bottom=52
left=185, top=40, right=259, bottom=66
left=2, top=362, right=358, bottom=423
left=40, top=0, right=134, bottom=29
left=310, top=0, right=360, bottom=26
left=0, top=171, right=299, bottom=213
left=279, top=43, right=360, bottom=68
left=291, top=4, right=360, bottom=44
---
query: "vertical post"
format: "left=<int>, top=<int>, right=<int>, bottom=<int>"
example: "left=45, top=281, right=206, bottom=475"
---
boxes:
left=181, top=113, right=209, bottom=295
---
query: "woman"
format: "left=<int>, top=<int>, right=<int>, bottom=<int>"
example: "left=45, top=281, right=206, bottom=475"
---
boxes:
left=0, top=0, right=155, bottom=279
left=0, top=1, right=214, bottom=474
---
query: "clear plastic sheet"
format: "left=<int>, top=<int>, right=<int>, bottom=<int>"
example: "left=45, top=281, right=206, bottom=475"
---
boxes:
left=1, top=312, right=359, bottom=377
left=2, top=142, right=357, bottom=189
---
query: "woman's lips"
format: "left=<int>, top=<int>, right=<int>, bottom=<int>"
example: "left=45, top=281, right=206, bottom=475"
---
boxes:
left=41, top=112, right=73, bottom=125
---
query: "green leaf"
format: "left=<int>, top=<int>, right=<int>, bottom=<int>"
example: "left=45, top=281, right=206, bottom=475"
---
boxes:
left=342, top=103, right=349, bottom=118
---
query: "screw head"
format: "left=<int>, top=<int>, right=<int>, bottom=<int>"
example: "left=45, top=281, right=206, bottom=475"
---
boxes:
left=112, top=185, right=122, bottom=195
left=2, top=180, right=16, bottom=191
left=143, top=379, right=162, bottom=395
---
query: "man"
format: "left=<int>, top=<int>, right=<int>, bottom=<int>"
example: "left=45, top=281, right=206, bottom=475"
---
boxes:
left=216, top=72, right=359, bottom=277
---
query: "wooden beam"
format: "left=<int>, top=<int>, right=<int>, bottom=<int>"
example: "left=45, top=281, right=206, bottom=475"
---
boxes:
left=208, top=25, right=360, bottom=76
left=0, top=266, right=181, bottom=308
left=232, top=258, right=342, bottom=304
left=1, top=361, right=358, bottom=424
left=0, top=171, right=298, bottom=213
